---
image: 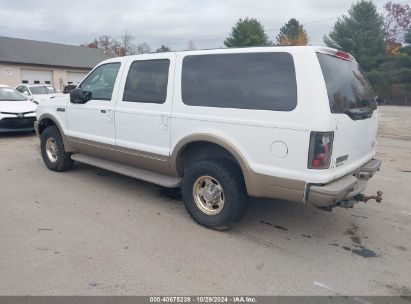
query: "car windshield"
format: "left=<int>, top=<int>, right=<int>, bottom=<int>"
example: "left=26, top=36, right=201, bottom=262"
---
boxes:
left=46, top=86, right=56, bottom=93
left=0, top=87, right=27, bottom=101
left=30, top=86, right=49, bottom=95
left=317, top=52, right=376, bottom=114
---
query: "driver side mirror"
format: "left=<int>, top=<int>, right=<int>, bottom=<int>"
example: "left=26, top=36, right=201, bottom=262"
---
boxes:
left=70, top=88, right=91, bottom=104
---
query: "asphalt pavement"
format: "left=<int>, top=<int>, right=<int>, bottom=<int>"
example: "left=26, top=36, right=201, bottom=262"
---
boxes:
left=0, top=106, right=410, bottom=295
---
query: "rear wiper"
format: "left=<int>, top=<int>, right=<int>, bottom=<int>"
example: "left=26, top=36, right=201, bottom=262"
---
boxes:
left=344, top=107, right=374, bottom=120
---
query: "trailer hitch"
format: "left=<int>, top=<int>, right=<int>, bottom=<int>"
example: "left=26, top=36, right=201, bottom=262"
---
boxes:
left=355, top=191, right=383, bottom=203
left=330, top=191, right=384, bottom=210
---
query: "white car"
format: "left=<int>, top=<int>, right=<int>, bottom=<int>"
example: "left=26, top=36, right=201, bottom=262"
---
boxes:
left=34, top=46, right=382, bottom=230
left=15, top=84, right=62, bottom=105
left=0, top=84, right=37, bottom=132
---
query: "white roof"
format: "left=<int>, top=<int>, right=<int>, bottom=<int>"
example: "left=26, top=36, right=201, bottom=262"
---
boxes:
left=100, top=45, right=357, bottom=65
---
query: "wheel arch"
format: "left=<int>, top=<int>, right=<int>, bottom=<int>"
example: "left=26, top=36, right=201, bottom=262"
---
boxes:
left=37, top=114, right=74, bottom=152
left=170, top=134, right=253, bottom=192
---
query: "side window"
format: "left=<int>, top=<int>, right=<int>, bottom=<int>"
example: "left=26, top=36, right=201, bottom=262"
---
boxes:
left=123, top=60, right=170, bottom=104
left=17, top=86, right=29, bottom=94
left=79, top=63, right=121, bottom=101
left=181, top=53, right=297, bottom=111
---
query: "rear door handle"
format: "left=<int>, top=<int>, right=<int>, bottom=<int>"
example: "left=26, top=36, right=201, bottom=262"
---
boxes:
left=101, top=110, right=106, bottom=113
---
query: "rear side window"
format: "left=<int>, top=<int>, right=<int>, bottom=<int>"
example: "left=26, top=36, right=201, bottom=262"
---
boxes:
left=123, top=60, right=170, bottom=104
left=317, top=53, right=375, bottom=114
left=181, top=53, right=297, bottom=111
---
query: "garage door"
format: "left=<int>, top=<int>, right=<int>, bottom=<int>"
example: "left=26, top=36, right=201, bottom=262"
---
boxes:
left=67, top=72, right=87, bottom=85
left=21, top=69, right=53, bottom=85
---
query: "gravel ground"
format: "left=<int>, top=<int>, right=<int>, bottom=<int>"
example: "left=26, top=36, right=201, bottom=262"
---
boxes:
left=0, top=106, right=410, bottom=296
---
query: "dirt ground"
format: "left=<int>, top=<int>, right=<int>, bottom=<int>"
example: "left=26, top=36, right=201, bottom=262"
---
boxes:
left=0, top=106, right=410, bottom=296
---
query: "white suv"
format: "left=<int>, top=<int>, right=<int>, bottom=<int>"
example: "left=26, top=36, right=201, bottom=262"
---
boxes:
left=34, top=46, right=382, bottom=230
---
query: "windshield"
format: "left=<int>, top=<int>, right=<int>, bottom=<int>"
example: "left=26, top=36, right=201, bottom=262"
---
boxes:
left=0, top=87, right=27, bottom=101
left=30, top=86, right=49, bottom=95
left=317, top=53, right=375, bottom=115
left=46, top=86, right=56, bottom=93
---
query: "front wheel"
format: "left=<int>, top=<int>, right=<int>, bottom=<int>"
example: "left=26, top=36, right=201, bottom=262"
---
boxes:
left=182, top=159, right=248, bottom=230
left=40, top=126, right=73, bottom=172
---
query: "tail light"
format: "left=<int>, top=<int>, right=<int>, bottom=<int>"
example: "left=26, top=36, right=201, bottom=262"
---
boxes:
left=308, top=132, right=334, bottom=169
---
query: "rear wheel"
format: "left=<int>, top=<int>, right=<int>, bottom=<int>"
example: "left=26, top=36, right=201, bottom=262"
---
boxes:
left=182, top=159, right=248, bottom=230
left=40, top=126, right=73, bottom=172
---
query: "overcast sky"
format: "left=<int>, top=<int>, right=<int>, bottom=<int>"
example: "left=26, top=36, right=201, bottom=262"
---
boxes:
left=0, top=0, right=387, bottom=50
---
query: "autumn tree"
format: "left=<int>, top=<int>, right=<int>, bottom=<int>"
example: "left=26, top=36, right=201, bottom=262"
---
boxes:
left=84, top=39, right=99, bottom=48
left=383, top=1, right=411, bottom=55
left=224, top=18, right=270, bottom=47
left=82, top=35, right=119, bottom=56
left=276, top=18, right=309, bottom=46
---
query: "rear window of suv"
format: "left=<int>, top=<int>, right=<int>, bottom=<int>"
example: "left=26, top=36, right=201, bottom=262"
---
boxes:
left=317, top=52, right=375, bottom=114
left=181, top=52, right=297, bottom=111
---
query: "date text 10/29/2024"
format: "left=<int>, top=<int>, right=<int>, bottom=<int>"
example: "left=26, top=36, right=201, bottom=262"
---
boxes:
left=149, top=297, right=257, bottom=303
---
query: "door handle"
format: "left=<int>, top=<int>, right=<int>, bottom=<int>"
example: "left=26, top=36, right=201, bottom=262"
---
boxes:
left=101, top=109, right=107, bottom=113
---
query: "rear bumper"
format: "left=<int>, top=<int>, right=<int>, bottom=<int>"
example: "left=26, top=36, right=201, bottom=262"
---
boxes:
left=306, top=159, right=381, bottom=208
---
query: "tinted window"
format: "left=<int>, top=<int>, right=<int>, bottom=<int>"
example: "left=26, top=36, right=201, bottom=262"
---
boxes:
left=80, top=63, right=120, bottom=101
left=317, top=53, right=375, bottom=114
left=181, top=53, right=297, bottom=111
left=123, top=60, right=170, bottom=104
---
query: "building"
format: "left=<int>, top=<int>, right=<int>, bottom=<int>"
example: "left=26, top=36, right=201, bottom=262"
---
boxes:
left=0, top=36, right=111, bottom=90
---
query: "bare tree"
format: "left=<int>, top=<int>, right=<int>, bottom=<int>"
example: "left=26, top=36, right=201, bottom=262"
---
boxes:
left=187, top=40, right=196, bottom=50
left=98, top=35, right=113, bottom=53
left=136, top=42, right=151, bottom=54
left=120, top=31, right=136, bottom=55
left=111, top=40, right=122, bottom=56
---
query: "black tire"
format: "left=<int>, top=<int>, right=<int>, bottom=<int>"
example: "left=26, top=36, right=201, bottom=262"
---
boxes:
left=182, top=159, right=248, bottom=230
left=40, top=126, right=73, bottom=172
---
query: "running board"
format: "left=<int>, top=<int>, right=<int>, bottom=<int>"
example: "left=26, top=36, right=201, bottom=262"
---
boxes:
left=71, top=154, right=181, bottom=188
